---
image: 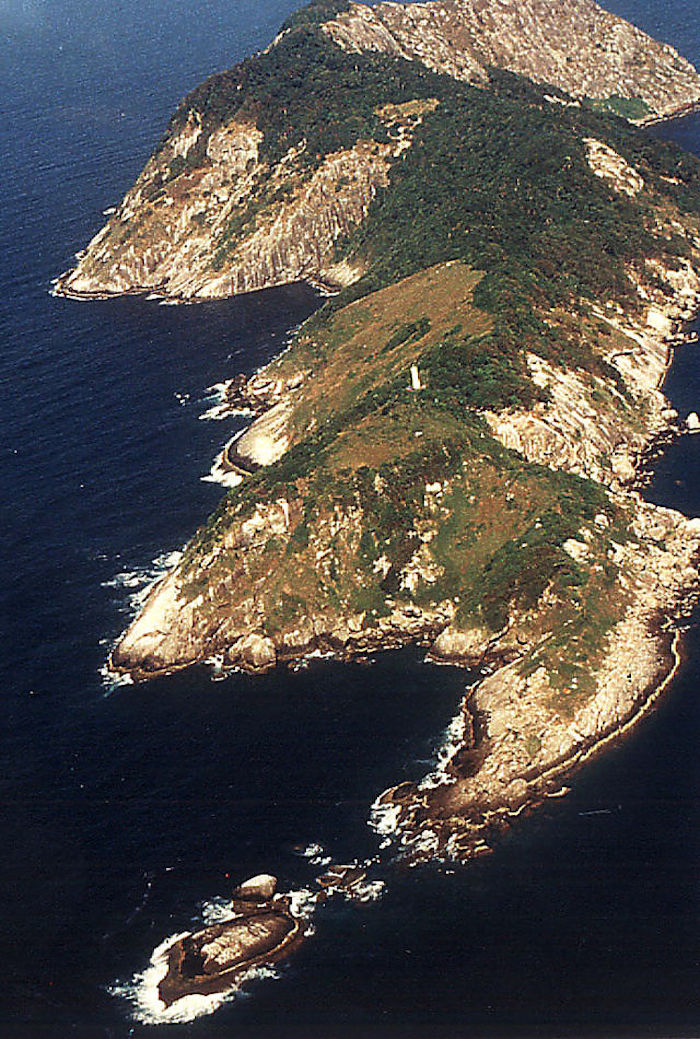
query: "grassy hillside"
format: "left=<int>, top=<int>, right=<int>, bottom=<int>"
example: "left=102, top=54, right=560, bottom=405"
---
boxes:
left=180, top=262, right=633, bottom=708
left=113, top=6, right=700, bottom=707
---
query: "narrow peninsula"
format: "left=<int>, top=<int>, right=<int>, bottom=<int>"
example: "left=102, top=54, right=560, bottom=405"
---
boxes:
left=59, top=0, right=700, bottom=863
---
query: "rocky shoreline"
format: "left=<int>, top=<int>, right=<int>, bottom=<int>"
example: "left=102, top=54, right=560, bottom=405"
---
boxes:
left=56, top=0, right=700, bottom=873
left=157, top=876, right=304, bottom=1007
left=107, top=262, right=700, bottom=865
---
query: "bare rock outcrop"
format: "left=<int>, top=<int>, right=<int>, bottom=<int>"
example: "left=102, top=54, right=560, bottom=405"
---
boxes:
left=372, top=501, right=700, bottom=863
left=324, top=0, right=700, bottom=118
left=56, top=104, right=432, bottom=302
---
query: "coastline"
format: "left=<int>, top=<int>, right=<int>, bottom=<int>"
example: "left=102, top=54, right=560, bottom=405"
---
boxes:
left=57, top=0, right=700, bottom=873
left=105, top=269, right=700, bottom=866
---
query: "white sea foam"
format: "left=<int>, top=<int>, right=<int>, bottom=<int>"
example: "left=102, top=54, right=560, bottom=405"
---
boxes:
left=297, top=842, right=332, bottom=867
left=331, top=878, right=386, bottom=904
left=203, top=654, right=233, bottom=681
left=349, top=879, right=385, bottom=903
left=99, top=662, right=134, bottom=694
left=368, top=798, right=402, bottom=838
left=299, top=842, right=324, bottom=859
left=202, top=445, right=244, bottom=488
left=111, top=930, right=277, bottom=1025
left=418, top=680, right=480, bottom=792
left=198, top=380, right=254, bottom=422
left=200, top=897, right=239, bottom=925
left=102, top=550, right=183, bottom=612
left=285, top=887, right=318, bottom=924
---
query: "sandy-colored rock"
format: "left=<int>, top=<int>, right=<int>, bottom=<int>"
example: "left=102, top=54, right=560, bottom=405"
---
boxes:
left=324, top=0, right=700, bottom=118
left=428, top=625, right=492, bottom=665
left=234, top=874, right=278, bottom=900
left=230, top=634, right=277, bottom=672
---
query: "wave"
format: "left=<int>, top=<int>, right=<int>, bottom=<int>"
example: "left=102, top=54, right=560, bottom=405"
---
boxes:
left=368, top=798, right=403, bottom=845
left=198, top=379, right=254, bottom=422
left=340, top=878, right=385, bottom=904
left=417, top=678, right=481, bottom=792
left=200, top=897, right=239, bottom=925
left=201, top=440, right=244, bottom=489
left=102, top=550, right=183, bottom=610
left=110, top=931, right=277, bottom=1025
left=286, top=887, right=318, bottom=925
left=297, top=842, right=332, bottom=868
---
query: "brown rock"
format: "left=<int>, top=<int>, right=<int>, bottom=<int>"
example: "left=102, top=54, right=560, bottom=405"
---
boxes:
left=229, top=633, right=277, bottom=672
left=234, top=873, right=278, bottom=900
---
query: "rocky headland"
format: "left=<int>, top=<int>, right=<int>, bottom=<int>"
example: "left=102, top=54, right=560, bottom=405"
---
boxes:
left=60, top=0, right=700, bottom=863
left=55, top=0, right=700, bottom=303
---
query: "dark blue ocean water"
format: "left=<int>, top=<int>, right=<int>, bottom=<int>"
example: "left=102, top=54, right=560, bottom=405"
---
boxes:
left=1, top=1, right=699, bottom=1036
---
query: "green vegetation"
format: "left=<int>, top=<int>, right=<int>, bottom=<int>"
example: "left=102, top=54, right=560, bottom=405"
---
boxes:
left=336, top=69, right=673, bottom=353
left=157, top=15, right=700, bottom=340
left=165, top=6, right=700, bottom=706
left=180, top=257, right=624, bottom=682
left=281, top=0, right=350, bottom=30
left=419, top=329, right=540, bottom=413
left=166, top=30, right=451, bottom=168
left=588, top=94, right=652, bottom=122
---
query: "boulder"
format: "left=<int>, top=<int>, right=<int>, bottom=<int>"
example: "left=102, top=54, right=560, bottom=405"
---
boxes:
left=234, top=873, right=277, bottom=900
left=228, top=633, right=277, bottom=671
left=428, top=625, right=491, bottom=664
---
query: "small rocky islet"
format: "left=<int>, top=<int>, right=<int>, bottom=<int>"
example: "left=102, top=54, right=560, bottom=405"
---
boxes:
left=158, top=866, right=382, bottom=1007
left=158, top=875, right=302, bottom=1007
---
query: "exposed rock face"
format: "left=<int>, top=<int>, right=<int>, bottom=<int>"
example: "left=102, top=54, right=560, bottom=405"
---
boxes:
left=227, top=633, right=277, bottom=672
left=70, top=0, right=700, bottom=873
left=324, top=0, right=700, bottom=118
left=485, top=258, right=700, bottom=486
left=585, top=138, right=645, bottom=196
left=234, top=874, right=278, bottom=900
left=55, top=0, right=700, bottom=306
left=372, top=501, right=700, bottom=863
left=56, top=106, right=430, bottom=301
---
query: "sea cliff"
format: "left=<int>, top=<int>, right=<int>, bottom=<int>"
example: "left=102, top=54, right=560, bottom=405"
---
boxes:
left=59, top=0, right=700, bottom=862
left=55, top=0, right=700, bottom=303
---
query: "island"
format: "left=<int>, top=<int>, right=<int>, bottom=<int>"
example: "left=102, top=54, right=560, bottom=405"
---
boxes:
left=157, top=875, right=305, bottom=1006
left=57, top=0, right=700, bottom=865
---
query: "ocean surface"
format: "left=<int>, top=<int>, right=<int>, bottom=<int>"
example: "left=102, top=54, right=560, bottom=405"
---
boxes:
left=1, top=1, right=699, bottom=1036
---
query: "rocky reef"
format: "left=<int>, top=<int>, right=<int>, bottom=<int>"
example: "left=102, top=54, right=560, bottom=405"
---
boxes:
left=61, top=0, right=700, bottom=864
left=159, top=875, right=302, bottom=1007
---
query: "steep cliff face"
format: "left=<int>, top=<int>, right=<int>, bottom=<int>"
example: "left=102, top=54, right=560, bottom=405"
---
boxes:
left=56, top=0, right=700, bottom=305
left=57, top=102, right=434, bottom=300
left=324, top=0, right=700, bottom=118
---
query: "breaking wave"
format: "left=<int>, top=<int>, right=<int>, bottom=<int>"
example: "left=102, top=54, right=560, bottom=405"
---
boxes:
left=99, top=549, right=183, bottom=690
left=201, top=440, right=244, bottom=489
left=110, top=931, right=277, bottom=1026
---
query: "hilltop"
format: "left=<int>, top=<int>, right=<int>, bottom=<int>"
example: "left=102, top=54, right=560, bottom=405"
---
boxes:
left=58, top=0, right=700, bottom=861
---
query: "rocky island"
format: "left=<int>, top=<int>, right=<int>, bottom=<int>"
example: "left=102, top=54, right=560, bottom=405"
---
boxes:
left=58, top=0, right=700, bottom=863
left=157, top=875, right=304, bottom=1007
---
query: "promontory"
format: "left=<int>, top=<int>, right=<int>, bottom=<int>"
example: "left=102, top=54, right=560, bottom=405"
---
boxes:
left=57, top=0, right=700, bottom=861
